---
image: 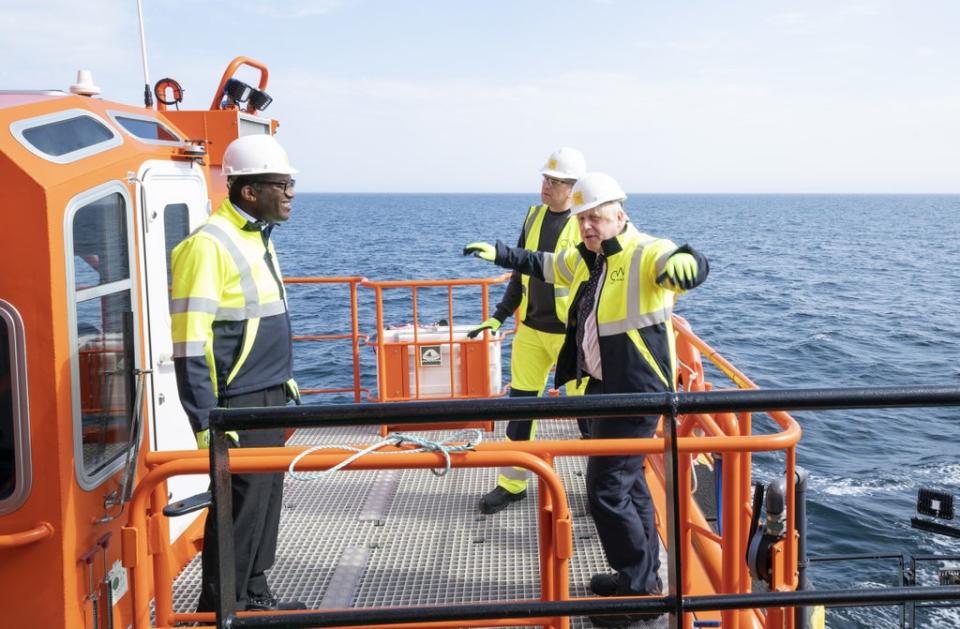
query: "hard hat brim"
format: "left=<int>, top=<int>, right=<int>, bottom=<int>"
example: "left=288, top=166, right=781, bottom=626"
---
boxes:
left=539, top=168, right=577, bottom=181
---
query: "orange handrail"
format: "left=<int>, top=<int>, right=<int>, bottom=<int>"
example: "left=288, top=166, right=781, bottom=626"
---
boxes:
left=128, top=277, right=804, bottom=629
left=130, top=448, right=572, bottom=629
left=284, top=276, right=366, bottom=402
left=0, top=521, right=54, bottom=549
left=208, top=56, right=271, bottom=113
left=672, top=316, right=801, bottom=627
left=361, top=273, right=511, bottom=403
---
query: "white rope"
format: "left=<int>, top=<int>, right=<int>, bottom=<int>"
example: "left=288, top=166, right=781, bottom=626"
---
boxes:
left=288, top=429, right=484, bottom=481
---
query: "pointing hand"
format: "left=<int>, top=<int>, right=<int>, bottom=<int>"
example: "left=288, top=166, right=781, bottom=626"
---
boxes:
left=462, top=242, right=495, bottom=262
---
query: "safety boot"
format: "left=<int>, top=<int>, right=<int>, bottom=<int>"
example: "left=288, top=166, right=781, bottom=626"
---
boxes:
left=589, top=573, right=620, bottom=597
left=245, top=595, right=307, bottom=611
left=588, top=575, right=663, bottom=626
left=478, top=486, right=526, bottom=514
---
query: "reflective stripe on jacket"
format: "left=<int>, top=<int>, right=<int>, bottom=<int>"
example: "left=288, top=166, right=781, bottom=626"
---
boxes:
left=494, top=224, right=709, bottom=394
left=517, top=204, right=582, bottom=325
left=170, top=199, right=293, bottom=430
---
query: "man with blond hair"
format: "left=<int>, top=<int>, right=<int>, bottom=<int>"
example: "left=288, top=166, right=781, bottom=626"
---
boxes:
left=463, top=172, right=709, bottom=627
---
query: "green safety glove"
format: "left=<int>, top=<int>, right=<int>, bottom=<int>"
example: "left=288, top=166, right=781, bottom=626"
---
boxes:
left=195, top=429, right=239, bottom=449
left=462, top=242, right=496, bottom=262
left=467, top=317, right=502, bottom=339
left=286, top=378, right=302, bottom=405
left=657, top=253, right=698, bottom=291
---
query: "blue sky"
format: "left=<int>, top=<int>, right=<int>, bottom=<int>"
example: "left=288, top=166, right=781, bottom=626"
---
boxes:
left=3, top=1, right=959, bottom=193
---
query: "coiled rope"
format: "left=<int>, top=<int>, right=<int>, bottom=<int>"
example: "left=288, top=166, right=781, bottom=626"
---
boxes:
left=288, top=429, right=484, bottom=480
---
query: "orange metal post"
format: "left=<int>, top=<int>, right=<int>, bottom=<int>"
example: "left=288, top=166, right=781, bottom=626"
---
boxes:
left=350, top=280, right=362, bottom=402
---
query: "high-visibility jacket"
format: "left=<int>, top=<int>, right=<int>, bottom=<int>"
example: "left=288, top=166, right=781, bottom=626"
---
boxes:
left=493, top=204, right=581, bottom=330
left=170, top=199, right=293, bottom=431
left=494, top=224, right=709, bottom=394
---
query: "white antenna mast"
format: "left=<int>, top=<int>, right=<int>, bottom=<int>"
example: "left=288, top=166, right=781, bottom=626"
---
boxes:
left=136, top=0, right=153, bottom=108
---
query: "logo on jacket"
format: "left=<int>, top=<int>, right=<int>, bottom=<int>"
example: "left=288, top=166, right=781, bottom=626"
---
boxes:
left=609, top=267, right=625, bottom=282
left=557, top=238, right=574, bottom=250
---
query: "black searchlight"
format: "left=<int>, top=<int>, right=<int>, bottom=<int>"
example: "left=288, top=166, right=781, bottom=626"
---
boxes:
left=224, top=78, right=253, bottom=105
left=911, top=487, right=960, bottom=539
left=249, top=88, right=273, bottom=112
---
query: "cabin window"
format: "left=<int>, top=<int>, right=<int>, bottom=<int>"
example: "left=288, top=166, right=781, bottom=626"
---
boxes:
left=67, top=186, right=140, bottom=489
left=108, top=111, right=182, bottom=144
left=0, top=301, right=31, bottom=514
left=164, top=204, right=190, bottom=287
left=10, top=109, right=122, bottom=164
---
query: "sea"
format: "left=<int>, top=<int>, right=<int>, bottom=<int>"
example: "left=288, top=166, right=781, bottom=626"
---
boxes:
left=273, top=193, right=960, bottom=628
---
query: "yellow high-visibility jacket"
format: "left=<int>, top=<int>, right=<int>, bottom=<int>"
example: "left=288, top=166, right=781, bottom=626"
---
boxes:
left=493, top=224, right=709, bottom=394
left=493, top=204, right=581, bottom=333
left=170, top=199, right=292, bottom=431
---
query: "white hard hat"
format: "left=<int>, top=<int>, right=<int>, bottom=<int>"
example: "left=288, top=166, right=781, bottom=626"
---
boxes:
left=222, top=134, right=298, bottom=177
left=570, top=172, right=627, bottom=214
left=539, top=147, right=586, bottom=181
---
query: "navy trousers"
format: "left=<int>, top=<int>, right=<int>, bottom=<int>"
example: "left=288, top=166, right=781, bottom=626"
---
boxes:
left=197, top=385, right=287, bottom=612
left=584, top=383, right=661, bottom=594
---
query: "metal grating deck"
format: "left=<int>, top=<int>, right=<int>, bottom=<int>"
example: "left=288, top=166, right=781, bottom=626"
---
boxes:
left=172, top=419, right=669, bottom=628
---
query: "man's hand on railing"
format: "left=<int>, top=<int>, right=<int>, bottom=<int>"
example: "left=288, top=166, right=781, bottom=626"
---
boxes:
left=195, top=429, right=239, bottom=449
left=467, top=317, right=502, bottom=339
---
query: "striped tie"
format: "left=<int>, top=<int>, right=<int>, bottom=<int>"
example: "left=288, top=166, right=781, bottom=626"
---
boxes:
left=575, top=254, right=604, bottom=385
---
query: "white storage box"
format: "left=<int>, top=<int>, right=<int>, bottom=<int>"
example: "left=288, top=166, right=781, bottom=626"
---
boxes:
left=375, top=324, right=502, bottom=400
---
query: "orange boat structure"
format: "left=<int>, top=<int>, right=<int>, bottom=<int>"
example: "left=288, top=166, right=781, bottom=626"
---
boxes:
left=1, top=54, right=958, bottom=629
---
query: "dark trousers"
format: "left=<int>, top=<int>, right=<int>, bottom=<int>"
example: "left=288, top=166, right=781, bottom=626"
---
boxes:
left=197, top=385, right=287, bottom=612
left=584, top=381, right=661, bottom=594
left=506, top=388, right=591, bottom=441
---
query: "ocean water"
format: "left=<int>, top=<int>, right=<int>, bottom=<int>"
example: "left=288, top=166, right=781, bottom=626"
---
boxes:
left=274, top=193, right=960, bottom=627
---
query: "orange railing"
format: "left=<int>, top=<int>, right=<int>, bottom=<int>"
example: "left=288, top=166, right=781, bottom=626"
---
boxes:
left=282, top=274, right=512, bottom=406
left=127, top=276, right=802, bottom=629
left=669, top=316, right=802, bottom=629
left=361, top=274, right=511, bottom=403
left=130, top=447, right=572, bottom=629
left=285, top=276, right=367, bottom=403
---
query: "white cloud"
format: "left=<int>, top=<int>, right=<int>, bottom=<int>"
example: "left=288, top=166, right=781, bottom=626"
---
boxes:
left=267, top=68, right=960, bottom=192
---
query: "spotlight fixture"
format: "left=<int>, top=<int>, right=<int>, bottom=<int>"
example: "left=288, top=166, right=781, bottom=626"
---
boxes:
left=223, top=78, right=253, bottom=107
left=248, top=88, right=273, bottom=112
left=911, top=487, right=960, bottom=539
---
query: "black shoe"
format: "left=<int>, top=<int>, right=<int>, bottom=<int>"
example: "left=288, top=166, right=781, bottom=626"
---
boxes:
left=589, top=612, right=660, bottom=627
left=478, top=487, right=526, bottom=514
left=590, top=573, right=619, bottom=596
left=588, top=576, right=664, bottom=626
left=244, top=595, right=307, bottom=611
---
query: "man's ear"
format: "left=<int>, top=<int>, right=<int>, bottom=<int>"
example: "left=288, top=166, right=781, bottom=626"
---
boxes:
left=240, top=183, right=258, bottom=203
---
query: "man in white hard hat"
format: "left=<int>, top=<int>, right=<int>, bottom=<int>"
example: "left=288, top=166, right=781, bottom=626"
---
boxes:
left=171, top=134, right=305, bottom=613
left=464, top=172, right=709, bottom=627
left=468, top=147, right=589, bottom=515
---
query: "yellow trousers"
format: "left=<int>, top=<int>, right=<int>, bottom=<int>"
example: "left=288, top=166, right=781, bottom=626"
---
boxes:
left=498, top=323, right=585, bottom=494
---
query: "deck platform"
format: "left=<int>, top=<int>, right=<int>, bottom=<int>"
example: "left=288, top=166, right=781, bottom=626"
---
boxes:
left=172, top=418, right=669, bottom=628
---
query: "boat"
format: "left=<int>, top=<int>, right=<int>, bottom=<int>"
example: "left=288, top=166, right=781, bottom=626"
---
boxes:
left=2, top=43, right=959, bottom=629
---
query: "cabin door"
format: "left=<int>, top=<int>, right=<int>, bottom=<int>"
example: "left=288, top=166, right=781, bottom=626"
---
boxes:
left=138, top=161, right=210, bottom=540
